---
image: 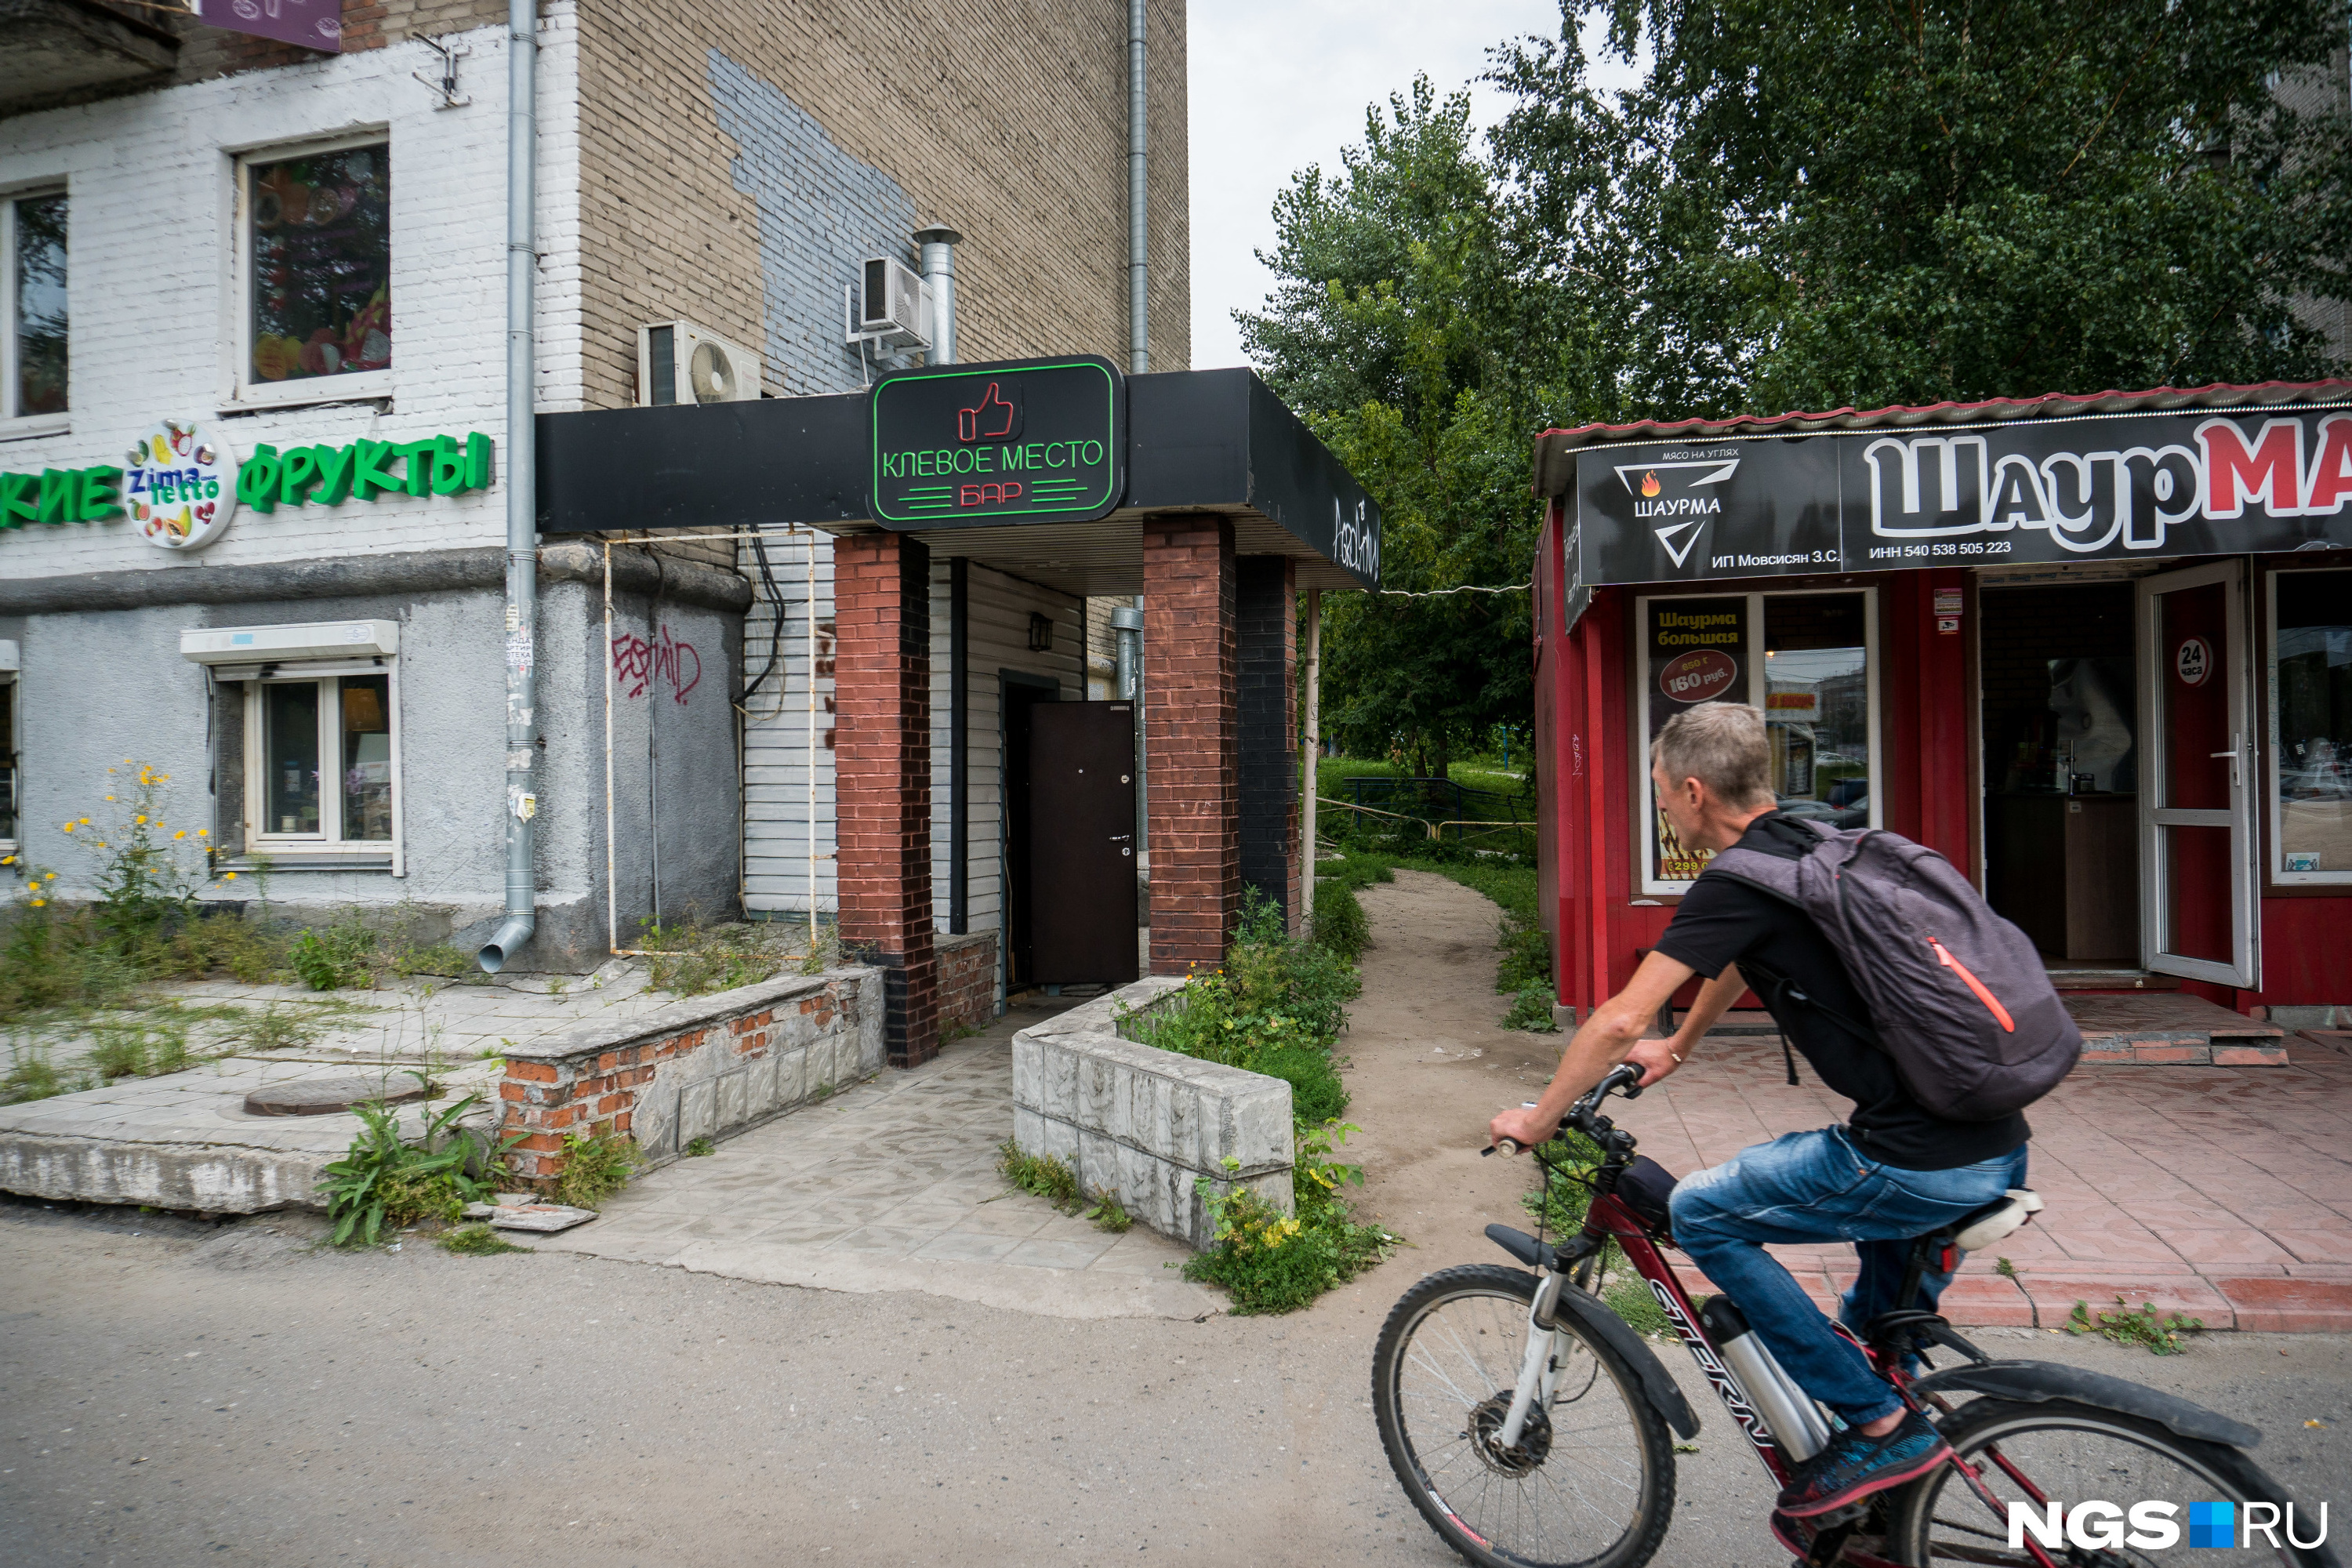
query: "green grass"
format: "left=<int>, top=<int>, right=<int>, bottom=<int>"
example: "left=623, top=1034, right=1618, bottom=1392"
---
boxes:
left=437, top=1222, right=532, bottom=1256
left=553, top=1127, right=640, bottom=1208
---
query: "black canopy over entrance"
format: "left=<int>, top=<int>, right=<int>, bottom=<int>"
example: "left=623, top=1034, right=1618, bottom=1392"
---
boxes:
left=535, top=363, right=1380, bottom=597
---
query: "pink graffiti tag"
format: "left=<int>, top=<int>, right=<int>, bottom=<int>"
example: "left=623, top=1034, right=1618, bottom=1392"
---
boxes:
left=612, top=626, right=702, bottom=703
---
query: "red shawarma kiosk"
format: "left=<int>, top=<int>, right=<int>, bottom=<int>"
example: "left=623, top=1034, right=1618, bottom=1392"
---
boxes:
left=1530, top=380, right=2352, bottom=1033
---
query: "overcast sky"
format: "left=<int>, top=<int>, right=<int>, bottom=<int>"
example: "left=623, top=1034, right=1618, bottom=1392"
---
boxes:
left=1183, top=0, right=1570, bottom=370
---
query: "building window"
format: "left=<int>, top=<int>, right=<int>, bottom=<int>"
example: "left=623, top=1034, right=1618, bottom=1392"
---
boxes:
left=0, top=665, right=17, bottom=850
left=2270, top=567, right=2352, bottom=884
left=238, top=142, right=390, bottom=399
left=3, top=190, right=67, bottom=421
left=247, top=670, right=397, bottom=851
left=1634, top=588, right=1880, bottom=895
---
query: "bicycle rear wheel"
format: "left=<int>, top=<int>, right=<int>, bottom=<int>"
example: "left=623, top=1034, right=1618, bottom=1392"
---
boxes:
left=1891, top=1396, right=2340, bottom=1568
left=1371, top=1265, right=1674, bottom=1568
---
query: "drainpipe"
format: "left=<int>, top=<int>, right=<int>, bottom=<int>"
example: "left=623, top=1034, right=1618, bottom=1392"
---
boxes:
left=480, top=0, right=538, bottom=974
left=915, top=226, right=961, bottom=365
left=1114, top=597, right=1145, bottom=866
left=1126, top=0, right=1148, bottom=373
left=1300, top=587, right=1320, bottom=936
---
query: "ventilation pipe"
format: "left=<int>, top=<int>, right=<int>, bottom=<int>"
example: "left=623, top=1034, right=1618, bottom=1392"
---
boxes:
left=480, top=0, right=539, bottom=974
left=1126, top=0, right=1148, bottom=373
left=915, top=225, right=961, bottom=364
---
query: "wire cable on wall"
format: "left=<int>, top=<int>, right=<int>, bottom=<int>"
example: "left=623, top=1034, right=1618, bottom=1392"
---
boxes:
left=1376, top=582, right=1531, bottom=597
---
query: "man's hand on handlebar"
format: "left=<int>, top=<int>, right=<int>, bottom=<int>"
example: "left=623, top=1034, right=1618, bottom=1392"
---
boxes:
left=1486, top=1063, right=1643, bottom=1154
left=1623, top=1036, right=1686, bottom=1088
left=1486, top=1102, right=1559, bottom=1153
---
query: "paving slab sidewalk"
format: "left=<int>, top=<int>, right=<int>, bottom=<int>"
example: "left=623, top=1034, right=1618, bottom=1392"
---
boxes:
left=1617, top=1033, right=2352, bottom=1332
left=533, top=996, right=1222, bottom=1321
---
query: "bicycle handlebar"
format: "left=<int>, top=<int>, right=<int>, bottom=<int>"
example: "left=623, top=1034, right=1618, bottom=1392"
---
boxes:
left=1484, top=1062, right=1645, bottom=1157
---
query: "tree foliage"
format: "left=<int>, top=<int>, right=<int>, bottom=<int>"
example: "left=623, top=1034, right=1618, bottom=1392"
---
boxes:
left=1248, top=2, right=2352, bottom=761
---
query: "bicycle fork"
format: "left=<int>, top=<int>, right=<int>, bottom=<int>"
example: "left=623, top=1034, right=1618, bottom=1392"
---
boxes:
left=1497, top=1270, right=1570, bottom=1450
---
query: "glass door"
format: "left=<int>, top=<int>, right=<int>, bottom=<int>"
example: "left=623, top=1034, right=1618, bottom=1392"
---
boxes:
left=2138, top=561, right=2258, bottom=986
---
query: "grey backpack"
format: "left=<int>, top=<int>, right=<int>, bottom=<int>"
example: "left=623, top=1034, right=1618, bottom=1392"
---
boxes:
left=1708, top=818, right=2081, bottom=1122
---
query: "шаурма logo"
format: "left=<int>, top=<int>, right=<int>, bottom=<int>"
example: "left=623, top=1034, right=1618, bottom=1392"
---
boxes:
left=2008, top=1499, right=2328, bottom=1551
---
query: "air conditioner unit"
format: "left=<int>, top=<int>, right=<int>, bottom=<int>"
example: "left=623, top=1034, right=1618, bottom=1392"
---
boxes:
left=636, top=321, right=763, bottom=406
left=844, top=256, right=932, bottom=351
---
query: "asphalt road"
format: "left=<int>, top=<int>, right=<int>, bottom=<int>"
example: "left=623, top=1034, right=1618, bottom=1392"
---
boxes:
left=3, top=1197, right=2347, bottom=1568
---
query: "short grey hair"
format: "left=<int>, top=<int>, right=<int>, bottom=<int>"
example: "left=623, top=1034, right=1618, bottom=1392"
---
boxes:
left=1652, top=702, right=1773, bottom=808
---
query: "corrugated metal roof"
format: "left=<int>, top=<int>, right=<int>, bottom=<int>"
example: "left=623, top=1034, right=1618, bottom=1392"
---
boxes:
left=1530, top=378, right=2352, bottom=497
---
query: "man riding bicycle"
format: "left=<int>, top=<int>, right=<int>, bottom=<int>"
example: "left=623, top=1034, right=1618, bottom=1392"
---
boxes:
left=1488, top=701, right=2031, bottom=1526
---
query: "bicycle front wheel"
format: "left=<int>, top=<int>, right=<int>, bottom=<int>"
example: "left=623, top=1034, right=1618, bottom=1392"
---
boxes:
left=1371, top=1265, right=1675, bottom=1568
left=1891, top=1396, right=2341, bottom=1568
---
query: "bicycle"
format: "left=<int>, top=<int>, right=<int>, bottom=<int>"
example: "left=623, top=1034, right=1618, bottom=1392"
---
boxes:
left=1370, top=1063, right=2339, bottom=1568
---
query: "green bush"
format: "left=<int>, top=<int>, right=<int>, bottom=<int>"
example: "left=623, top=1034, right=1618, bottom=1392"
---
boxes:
left=554, top=1127, right=639, bottom=1208
left=291, top=920, right=378, bottom=991
left=320, top=1092, right=510, bottom=1247
left=1182, top=1123, right=1394, bottom=1313
left=1309, top=877, right=1370, bottom=960
left=638, top=915, right=797, bottom=996
left=1249, top=1042, right=1350, bottom=1125
left=1501, top=980, right=1559, bottom=1033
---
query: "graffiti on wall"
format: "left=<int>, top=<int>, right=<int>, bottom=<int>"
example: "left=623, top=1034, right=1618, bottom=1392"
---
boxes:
left=614, top=625, right=702, bottom=703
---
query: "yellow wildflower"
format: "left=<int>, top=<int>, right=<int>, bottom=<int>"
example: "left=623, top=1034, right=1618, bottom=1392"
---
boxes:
left=136, top=815, right=147, bottom=825
left=45, top=872, right=56, bottom=881
left=0, top=855, right=12, bottom=865
left=30, top=898, right=45, bottom=908
left=60, top=822, right=75, bottom=833
left=223, top=870, right=238, bottom=880
left=197, top=829, right=209, bottom=839
left=174, top=830, right=187, bottom=840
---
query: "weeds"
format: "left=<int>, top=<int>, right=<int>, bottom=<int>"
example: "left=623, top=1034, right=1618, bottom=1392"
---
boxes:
left=1501, top=980, right=1559, bottom=1033
left=1182, top=1123, right=1396, bottom=1313
left=639, top=915, right=798, bottom=996
left=553, top=1127, right=639, bottom=1208
left=290, top=920, right=377, bottom=991
left=87, top=1017, right=194, bottom=1080
left=2, top=1040, right=74, bottom=1105
left=1083, top=1191, right=1133, bottom=1232
left=999, top=1139, right=1083, bottom=1210
left=684, top=1136, right=717, bottom=1157
left=319, top=1093, right=511, bottom=1247
left=437, top=1222, right=532, bottom=1256
left=2068, top=1296, right=2203, bottom=1354
left=389, top=940, right=469, bottom=979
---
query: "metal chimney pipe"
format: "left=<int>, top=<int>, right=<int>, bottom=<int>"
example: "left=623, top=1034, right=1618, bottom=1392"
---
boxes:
left=914, top=225, right=962, bottom=365
left=1126, top=0, right=1148, bottom=373
left=480, top=0, right=539, bottom=974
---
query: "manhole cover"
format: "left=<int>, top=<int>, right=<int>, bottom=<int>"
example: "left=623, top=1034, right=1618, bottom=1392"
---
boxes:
left=241, top=1076, right=430, bottom=1117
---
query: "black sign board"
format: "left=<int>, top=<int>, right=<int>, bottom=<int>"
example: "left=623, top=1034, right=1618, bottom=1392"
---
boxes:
left=869, top=356, right=1125, bottom=528
left=1574, top=406, right=2352, bottom=586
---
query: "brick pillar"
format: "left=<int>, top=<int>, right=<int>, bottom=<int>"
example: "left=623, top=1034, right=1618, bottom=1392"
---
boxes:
left=834, top=532, right=938, bottom=1067
left=1236, top=556, right=1298, bottom=931
left=1145, top=516, right=1238, bottom=974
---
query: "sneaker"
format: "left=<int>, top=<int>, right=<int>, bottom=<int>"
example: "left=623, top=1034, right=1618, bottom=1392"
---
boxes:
left=1775, top=1410, right=1951, bottom=1517
left=1769, top=1508, right=1811, bottom=1559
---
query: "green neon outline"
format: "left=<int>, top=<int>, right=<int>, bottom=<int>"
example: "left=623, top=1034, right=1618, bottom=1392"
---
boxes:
left=870, top=359, right=1120, bottom=525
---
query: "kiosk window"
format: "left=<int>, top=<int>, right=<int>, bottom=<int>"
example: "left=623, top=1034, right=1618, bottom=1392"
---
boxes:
left=2271, top=568, right=2352, bottom=883
left=1635, top=588, right=1879, bottom=895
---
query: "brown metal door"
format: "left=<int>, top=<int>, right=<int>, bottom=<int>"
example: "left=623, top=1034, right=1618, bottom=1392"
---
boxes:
left=1026, top=701, right=1139, bottom=985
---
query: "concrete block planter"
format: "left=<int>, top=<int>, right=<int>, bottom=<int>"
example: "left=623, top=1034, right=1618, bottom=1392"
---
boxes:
left=500, top=965, right=884, bottom=1183
left=1011, top=976, right=1294, bottom=1250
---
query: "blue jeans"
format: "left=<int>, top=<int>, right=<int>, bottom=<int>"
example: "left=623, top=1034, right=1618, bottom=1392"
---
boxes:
left=1667, top=1127, right=2028, bottom=1425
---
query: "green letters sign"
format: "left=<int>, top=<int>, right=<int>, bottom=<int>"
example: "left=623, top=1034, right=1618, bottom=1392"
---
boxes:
left=869, top=357, right=1123, bottom=528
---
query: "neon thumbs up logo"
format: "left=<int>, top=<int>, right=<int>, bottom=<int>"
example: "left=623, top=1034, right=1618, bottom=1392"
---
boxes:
left=956, top=382, right=1020, bottom=442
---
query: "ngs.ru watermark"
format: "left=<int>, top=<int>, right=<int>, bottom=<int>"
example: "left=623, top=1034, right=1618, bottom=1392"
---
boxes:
left=2009, top=1500, right=2329, bottom=1551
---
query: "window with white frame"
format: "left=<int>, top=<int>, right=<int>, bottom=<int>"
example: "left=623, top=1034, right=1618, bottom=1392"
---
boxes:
left=245, top=668, right=397, bottom=854
left=237, top=139, right=390, bottom=401
left=3, top=190, right=67, bottom=423
left=2270, top=566, right=2352, bottom=884
left=1633, top=588, right=1881, bottom=896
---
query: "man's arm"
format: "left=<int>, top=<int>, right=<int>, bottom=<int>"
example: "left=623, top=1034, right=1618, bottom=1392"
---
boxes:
left=1665, top=963, right=1744, bottom=1062
left=1489, top=949, right=1695, bottom=1149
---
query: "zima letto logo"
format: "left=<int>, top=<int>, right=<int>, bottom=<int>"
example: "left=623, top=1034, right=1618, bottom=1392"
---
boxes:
left=2008, top=1498, right=2328, bottom=1552
left=1616, top=457, right=1741, bottom=566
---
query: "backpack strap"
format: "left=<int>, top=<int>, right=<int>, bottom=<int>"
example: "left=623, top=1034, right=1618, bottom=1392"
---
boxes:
left=1697, top=866, right=1881, bottom=1082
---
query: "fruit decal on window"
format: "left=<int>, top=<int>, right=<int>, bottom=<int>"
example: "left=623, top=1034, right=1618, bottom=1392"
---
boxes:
left=249, top=148, right=390, bottom=383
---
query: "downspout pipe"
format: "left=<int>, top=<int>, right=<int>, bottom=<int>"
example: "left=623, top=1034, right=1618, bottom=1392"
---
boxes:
left=915, top=226, right=961, bottom=365
left=481, top=0, right=539, bottom=974
left=1126, top=0, right=1148, bottom=373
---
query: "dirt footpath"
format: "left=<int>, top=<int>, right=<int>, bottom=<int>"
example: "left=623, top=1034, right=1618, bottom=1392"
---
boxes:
left=1320, top=868, right=1568, bottom=1279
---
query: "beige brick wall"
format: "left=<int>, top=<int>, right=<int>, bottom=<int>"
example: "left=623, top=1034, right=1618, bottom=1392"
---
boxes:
left=572, top=0, right=1190, bottom=412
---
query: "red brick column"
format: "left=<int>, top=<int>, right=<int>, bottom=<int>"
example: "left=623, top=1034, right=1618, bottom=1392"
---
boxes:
left=1145, top=516, right=1239, bottom=974
left=833, top=532, right=938, bottom=1067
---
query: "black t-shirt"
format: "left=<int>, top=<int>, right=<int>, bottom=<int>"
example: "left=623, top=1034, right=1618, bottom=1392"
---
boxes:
left=1653, top=813, right=2031, bottom=1171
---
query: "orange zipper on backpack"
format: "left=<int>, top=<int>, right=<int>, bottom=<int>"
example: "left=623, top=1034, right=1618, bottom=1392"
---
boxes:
left=1929, top=938, right=2016, bottom=1033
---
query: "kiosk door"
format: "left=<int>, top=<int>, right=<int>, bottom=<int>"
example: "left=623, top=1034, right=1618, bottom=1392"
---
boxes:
left=2139, top=561, right=2259, bottom=988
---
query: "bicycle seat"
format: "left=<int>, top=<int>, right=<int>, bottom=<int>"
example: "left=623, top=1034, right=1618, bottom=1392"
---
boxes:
left=1944, top=1189, right=2044, bottom=1252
